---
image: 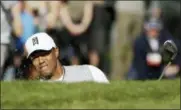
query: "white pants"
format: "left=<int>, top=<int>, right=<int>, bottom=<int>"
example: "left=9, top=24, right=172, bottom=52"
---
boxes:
left=3, top=66, right=15, bottom=81
left=1, top=44, right=8, bottom=69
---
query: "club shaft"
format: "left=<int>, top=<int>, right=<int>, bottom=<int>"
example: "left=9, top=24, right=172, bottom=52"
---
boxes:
left=158, top=62, right=172, bottom=81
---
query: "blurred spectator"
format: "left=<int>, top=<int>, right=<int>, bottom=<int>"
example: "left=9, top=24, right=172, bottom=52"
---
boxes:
left=2, top=1, right=36, bottom=80
left=146, top=1, right=181, bottom=78
left=161, top=1, right=180, bottom=40
left=88, top=1, right=105, bottom=69
left=0, top=1, right=18, bottom=79
left=147, top=0, right=162, bottom=20
left=127, top=18, right=180, bottom=80
left=94, top=0, right=116, bottom=76
left=45, top=1, right=94, bottom=65
left=87, top=0, right=116, bottom=76
left=146, top=1, right=181, bottom=77
left=14, top=1, right=36, bottom=53
left=3, top=50, right=22, bottom=80
left=147, top=1, right=181, bottom=40
left=111, top=1, right=145, bottom=80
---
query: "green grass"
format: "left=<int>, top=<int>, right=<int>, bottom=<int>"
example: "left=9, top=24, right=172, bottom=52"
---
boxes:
left=1, top=79, right=180, bottom=109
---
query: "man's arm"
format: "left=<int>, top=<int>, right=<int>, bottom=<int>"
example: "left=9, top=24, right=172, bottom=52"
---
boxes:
left=59, top=1, right=93, bottom=36
left=11, top=1, right=23, bottom=37
left=88, top=65, right=110, bottom=83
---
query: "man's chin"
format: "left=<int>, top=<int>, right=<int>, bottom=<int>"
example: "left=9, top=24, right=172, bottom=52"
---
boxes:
left=40, top=71, right=51, bottom=78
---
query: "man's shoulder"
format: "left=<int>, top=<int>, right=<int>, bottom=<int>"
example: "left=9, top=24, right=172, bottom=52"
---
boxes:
left=64, top=65, right=103, bottom=73
left=63, top=64, right=89, bottom=71
left=64, top=64, right=97, bottom=68
left=63, top=65, right=96, bottom=74
left=61, top=65, right=95, bottom=83
left=63, top=65, right=109, bottom=83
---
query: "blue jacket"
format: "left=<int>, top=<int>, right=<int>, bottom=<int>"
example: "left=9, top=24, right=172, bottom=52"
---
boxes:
left=131, top=29, right=180, bottom=80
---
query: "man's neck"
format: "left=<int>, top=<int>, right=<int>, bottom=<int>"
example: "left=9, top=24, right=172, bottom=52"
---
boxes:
left=50, top=60, right=64, bottom=80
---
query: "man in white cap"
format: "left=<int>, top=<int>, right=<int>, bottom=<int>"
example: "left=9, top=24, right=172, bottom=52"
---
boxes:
left=25, top=32, right=109, bottom=83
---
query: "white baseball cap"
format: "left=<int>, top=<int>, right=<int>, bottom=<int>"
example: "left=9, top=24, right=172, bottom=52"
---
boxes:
left=25, top=32, right=56, bottom=58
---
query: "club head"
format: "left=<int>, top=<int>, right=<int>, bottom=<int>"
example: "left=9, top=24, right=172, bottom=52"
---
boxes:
left=161, top=40, right=178, bottom=63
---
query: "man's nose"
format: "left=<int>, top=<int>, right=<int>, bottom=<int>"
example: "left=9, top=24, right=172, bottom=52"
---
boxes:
left=38, top=56, right=44, bottom=64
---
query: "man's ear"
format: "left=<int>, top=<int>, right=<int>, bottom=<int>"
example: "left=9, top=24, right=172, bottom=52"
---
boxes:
left=55, top=48, right=59, bottom=58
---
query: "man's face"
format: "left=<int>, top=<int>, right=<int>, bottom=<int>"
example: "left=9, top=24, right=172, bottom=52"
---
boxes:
left=30, top=48, right=59, bottom=77
left=147, top=28, right=160, bottom=38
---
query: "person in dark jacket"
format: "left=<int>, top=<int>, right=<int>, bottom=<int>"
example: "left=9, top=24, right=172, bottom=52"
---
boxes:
left=127, top=18, right=180, bottom=80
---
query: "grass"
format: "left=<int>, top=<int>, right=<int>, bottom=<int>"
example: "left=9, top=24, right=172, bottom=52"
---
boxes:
left=1, top=79, right=180, bottom=109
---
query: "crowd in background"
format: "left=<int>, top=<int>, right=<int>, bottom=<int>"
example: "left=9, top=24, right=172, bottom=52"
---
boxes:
left=1, top=0, right=181, bottom=81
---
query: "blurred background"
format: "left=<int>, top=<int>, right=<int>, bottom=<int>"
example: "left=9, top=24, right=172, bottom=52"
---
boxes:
left=1, top=0, right=181, bottom=81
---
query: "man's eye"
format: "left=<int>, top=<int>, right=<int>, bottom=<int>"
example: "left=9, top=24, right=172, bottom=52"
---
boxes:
left=30, top=56, right=37, bottom=61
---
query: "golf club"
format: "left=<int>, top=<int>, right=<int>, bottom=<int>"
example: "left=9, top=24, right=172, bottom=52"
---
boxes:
left=158, top=40, right=178, bottom=80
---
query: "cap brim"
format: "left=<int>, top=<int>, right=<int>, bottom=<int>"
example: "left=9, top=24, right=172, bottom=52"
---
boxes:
left=27, top=48, right=53, bottom=58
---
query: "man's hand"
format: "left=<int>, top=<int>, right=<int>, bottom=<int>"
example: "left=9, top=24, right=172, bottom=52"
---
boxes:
left=69, top=25, right=87, bottom=36
left=59, top=1, right=93, bottom=36
left=164, top=65, right=180, bottom=77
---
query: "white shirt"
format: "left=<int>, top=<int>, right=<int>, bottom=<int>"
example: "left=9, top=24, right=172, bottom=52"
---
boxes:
left=41, top=65, right=109, bottom=84
left=148, top=37, right=159, bottom=52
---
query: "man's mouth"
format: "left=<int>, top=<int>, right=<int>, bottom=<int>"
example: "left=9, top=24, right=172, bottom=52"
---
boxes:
left=40, top=65, right=48, bottom=70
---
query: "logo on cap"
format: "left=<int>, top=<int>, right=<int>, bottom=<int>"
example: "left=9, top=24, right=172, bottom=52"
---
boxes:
left=32, top=37, right=39, bottom=46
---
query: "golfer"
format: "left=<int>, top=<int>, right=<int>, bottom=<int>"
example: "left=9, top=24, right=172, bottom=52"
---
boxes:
left=25, top=32, right=109, bottom=83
